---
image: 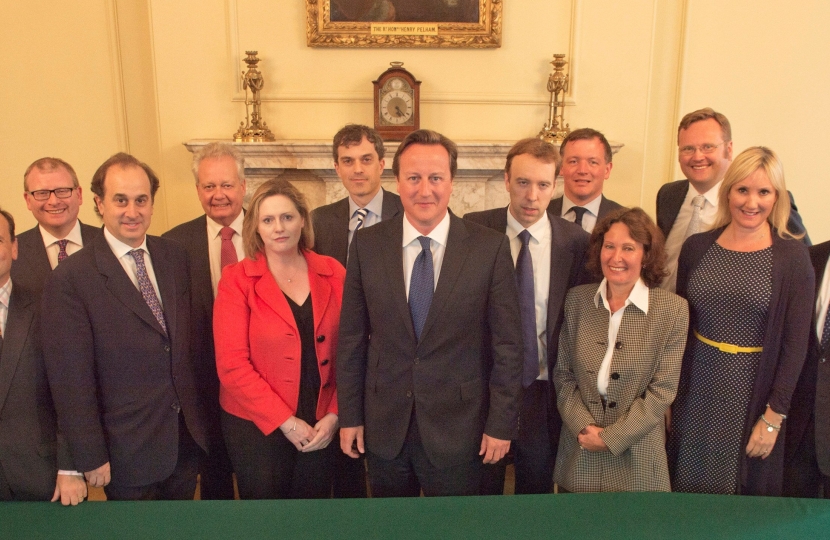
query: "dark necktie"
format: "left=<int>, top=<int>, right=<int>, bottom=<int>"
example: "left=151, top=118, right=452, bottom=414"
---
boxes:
left=409, top=236, right=434, bottom=341
left=516, top=230, right=540, bottom=387
left=571, top=206, right=588, bottom=228
left=56, top=239, right=69, bottom=264
left=822, top=301, right=830, bottom=350
left=220, top=227, right=238, bottom=269
left=129, top=249, right=167, bottom=335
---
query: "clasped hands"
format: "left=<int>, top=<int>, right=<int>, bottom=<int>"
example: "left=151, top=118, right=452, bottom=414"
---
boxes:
left=280, top=413, right=339, bottom=452
left=578, top=424, right=608, bottom=452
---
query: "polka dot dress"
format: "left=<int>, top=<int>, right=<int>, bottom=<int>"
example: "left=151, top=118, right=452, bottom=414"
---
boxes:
left=669, top=243, right=772, bottom=494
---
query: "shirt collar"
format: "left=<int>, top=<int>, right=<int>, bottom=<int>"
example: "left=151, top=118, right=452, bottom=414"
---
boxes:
left=505, top=208, right=551, bottom=242
left=402, top=211, right=451, bottom=248
left=562, top=193, right=602, bottom=217
left=206, top=211, right=244, bottom=239
left=103, top=227, right=149, bottom=259
left=593, top=277, right=650, bottom=315
left=349, top=189, right=384, bottom=219
left=0, top=278, right=11, bottom=310
left=688, top=179, right=721, bottom=208
left=39, top=220, right=83, bottom=248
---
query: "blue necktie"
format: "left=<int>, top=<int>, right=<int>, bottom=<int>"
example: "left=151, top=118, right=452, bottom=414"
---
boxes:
left=822, top=301, right=830, bottom=350
left=409, top=236, right=434, bottom=341
left=516, top=230, right=539, bottom=387
left=130, top=249, right=167, bottom=335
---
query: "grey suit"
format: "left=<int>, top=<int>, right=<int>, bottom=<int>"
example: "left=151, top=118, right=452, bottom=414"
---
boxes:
left=548, top=195, right=623, bottom=232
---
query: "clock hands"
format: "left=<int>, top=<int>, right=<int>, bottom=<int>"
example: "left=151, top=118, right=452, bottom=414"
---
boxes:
left=395, top=105, right=404, bottom=117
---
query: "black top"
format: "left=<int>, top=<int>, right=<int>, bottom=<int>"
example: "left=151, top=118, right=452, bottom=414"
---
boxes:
left=285, top=293, right=320, bottom=424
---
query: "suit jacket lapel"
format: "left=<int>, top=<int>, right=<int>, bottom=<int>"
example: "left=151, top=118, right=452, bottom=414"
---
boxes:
left=249, top=257, right=298, bottom=332
left=382, top=217, right=415, bottom=342
left=147, top=237, right=177, bottom=340
left=333, top=198, right=351, bottom=265
left=380, top=189, right=402, bottom=221
left=663, top=181, right=689, bottom=234
left=95, top=234, right=167, bottom=337
left=0, top=286, right=35, bottom=415
left=23, top=229, right=52, bottom=287
left=308, top=257, right=333, bottom=335
left=192, top=216, right=214, bottom=303
left=549, top=198, right=564, bottom=218
left=812, top=243, right=830, bottom=352
left=547, top=219, right=575, bottom=344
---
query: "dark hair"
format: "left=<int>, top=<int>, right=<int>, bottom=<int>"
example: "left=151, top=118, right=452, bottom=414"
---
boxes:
left=587, top=207, right=668, bottom=288
left=90, top=153, right=160, bottom=218
left=392, top=129, right=458, bottom=178
left=242, top=178, right=314, bottom=258
left=0, top=207, right=15, bottom=241
left=23, top=157, right=79, bottom=191
left=505, top=138, right=561, bottom=177
left=677, top=107, right=732, bottom=144
left=559, top=128, right=613, bottom=164
left=332, top=124, right=385, bottom=161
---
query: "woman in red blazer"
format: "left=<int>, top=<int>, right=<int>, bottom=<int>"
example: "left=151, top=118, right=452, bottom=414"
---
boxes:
left=214, top=178, right=345, bottom=499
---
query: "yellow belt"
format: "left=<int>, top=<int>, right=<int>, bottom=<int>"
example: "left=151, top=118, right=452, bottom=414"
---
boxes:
left=694, top=330, right=763, bottom=354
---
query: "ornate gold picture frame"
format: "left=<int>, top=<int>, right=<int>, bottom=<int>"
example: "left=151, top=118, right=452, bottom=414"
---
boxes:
left=306, top=0, right=502, bottom=48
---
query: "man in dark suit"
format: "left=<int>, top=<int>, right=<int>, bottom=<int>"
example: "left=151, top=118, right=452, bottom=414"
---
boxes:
left=11, top=158, right=99, bottom=296
left=312, top=124, right=403, bottom=267
left=162, top=142, right=244, bottom=500
left=656, top=107, right=810, bottom=292
left=783, top=239, right=830, bottom=498
left=312, top=124, right=402, bottom=497
left=337, top=129, right=523, bottom=497
left=0, top=208, right=87, bottom=505
left=42, top=153, right=208, bottom=501
left=465, top=138, right=590, bottom=494
left=548, top=128, right=622, bottom=233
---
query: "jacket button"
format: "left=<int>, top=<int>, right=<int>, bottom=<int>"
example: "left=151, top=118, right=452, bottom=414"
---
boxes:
left=615, top=341, right=623, bottom=350
left=317, top=335, right=325, bottom=343
left=406, top=391, right=412, bottom=398
left=611, top=373, right=620, bottom=380
left=821, top=358, right=826, bottom=363
left=323, top=382, right=330, bottom=389
left=171, top=403, right=181, bottom=413
left=164, top=345, right=171, bottom=352
left=414, top=357, right=420, bottom=365
left=608, top=401, right=617, bottom=408
left=320, top=359, right=329, bottom=366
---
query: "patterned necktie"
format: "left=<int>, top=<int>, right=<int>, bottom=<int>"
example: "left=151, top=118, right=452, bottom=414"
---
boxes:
left=354, top=208, right=369, bottom=232
left=516, top=230, right=540, bottom=387
left=220, top=227, right=237, bottom=269
left=822, top=301, right=830, bottom=350
left=56, top=239, right=69, bottom=264
left=409, top=236, right=434, bottom=341
left=129, top=249, right=167, bottom=335
left=571, top=206, right=588, bottom=229
left=685, top=195, right=706, bottom=238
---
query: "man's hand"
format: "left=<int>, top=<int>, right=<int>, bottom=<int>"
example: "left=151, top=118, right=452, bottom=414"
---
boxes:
left=52, top=474, right=87, bottom=506
left=303, top=413, right=339, bottom=452
left=479, top=434, right=510, bottom=464
left=84, top=462, right=111, bottom=488
left=340, top=426, right=365, bottom=458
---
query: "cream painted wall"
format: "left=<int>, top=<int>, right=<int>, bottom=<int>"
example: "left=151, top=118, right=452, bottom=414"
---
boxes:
left=1, top=0, right=827, bottom=242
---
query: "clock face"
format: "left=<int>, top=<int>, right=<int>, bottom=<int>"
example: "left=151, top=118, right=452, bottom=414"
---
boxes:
left=379, top=77, right=414, bottom=125
left=373, top=67, right=419, bottom=139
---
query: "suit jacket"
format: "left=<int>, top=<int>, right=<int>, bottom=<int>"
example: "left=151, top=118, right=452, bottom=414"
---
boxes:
left=41, top=233, right=208, bottom=488
left=674, top=227, right=814, bottom=495
left=311, top=189, right=403, bottom=266
left=548, top=195, right=623, bottom=230
left=214, top=250, right=344, bottom=436
left=337, top=213, right=523, bottom=469
left=0, top=283, right=73, bottom=500
left=656, top=179, right=811, bottom=245
left=10, top=222, right=100, bottom=297
left=462, top=207, right=592, bottom=378
left=785, top=240, right=830, bottom=475
left=553, top=284, right=688, bottom=492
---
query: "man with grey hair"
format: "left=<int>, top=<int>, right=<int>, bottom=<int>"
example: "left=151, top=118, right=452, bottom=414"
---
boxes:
left=162, top=142, right=246, bottom=499
left=11, top=157, right=99, bottom=297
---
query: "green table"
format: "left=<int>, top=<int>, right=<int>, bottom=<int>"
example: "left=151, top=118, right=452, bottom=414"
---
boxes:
left=4, top=492, right=829, bottom=539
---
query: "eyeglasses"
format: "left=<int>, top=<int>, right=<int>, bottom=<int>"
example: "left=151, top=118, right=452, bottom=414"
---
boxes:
left=27, top=187, right=76, bottom=201
left=679, top=143, right=724, bottom=156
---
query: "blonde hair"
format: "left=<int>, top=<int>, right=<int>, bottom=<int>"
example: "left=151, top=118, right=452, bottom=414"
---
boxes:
left=711, top=146, right=801, bottom=240
left=242, top=178, right=314, bottom=259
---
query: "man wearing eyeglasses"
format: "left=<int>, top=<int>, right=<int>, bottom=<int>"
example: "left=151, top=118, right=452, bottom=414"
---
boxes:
left=656, top=108, right=810, bottom=292
left=11, top=158, right=99, bottom=297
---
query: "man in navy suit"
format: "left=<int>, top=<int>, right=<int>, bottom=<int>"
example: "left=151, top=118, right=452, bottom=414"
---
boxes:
left=0, top=207, right=87, bottom=504
left=163, top=142, right=245, bottom=500
left=465, top=138, right=590, bottom=494
left=11, top=158, right=99, bottom=296
left=337, top=129, right=523, bottom=497
left=547, top=128, right=622, bottom=233
left=42, top=153, right=208, bottom=500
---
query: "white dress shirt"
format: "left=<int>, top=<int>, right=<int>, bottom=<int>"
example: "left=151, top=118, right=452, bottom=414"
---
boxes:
left=0, top=278, right=11, bottom=338
left=403, top=211, right=450, bottom=297
left=348, top=189, right=384, bottom=245
left=206, top=213, right=245, bottom=297
left=103, top=228, right=163, bottom=307
left=561, top=194, right=602, bottom=233
left=816, top=257, right=830, bottom=340
left=39, top=221, right=84, bottom=269
left=661, top=180, right=721, bottom=292
left=594, top=278, right=650, bottom=397
left=506, top=211, right=551, bottom=380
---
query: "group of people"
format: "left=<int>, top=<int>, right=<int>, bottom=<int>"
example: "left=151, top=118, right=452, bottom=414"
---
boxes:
left=0, top=107, right=827, bottom=505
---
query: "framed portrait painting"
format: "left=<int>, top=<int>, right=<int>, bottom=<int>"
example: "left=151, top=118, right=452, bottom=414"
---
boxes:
left=306, top=0, right=503, bottom=48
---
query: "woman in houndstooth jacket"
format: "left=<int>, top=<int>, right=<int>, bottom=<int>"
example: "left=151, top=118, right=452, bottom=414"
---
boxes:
left=553, top=208, right=688, bottom=492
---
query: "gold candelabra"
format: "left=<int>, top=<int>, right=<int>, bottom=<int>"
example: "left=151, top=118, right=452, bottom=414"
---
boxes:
left=538, top=54, right=570, bottom=144
left=233, top=51, right=275, bottom=142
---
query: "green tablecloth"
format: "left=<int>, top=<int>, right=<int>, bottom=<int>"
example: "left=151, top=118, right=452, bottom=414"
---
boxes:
left=4, top=492, right=830, bottom=539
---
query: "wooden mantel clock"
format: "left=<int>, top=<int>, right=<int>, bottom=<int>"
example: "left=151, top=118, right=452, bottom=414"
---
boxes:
left=373, top=62, right=421, bottom=141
